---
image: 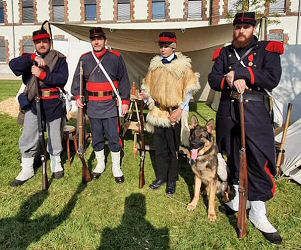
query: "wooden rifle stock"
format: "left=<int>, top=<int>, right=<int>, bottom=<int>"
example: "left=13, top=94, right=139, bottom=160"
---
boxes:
left=35, top=77, right=49, bottom=191
left=138, top=99, right=146, bottom=188
left=78, top=61, right=92, bottom=183
left=237, top=93, right=248, bottom=239
left=276, top=103, right=293, bottom=176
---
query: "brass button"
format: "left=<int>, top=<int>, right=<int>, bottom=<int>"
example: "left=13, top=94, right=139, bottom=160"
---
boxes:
left=229, top=66, right=232, bottom=70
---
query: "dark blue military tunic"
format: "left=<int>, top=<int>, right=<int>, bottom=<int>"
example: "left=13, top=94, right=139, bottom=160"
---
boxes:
left=9, top=52, right=68, bottom=122
left=71, top=49, right=130, bottom=118
left=208, top=36, right=284, bottom=201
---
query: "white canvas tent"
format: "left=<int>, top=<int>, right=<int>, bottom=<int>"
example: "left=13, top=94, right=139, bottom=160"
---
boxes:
left=274, top=45, right=301, bottom=184
left=51, top=23, right=301, bottom=184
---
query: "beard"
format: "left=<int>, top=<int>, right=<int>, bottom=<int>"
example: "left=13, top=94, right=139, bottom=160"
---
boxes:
left=232, top=34, right=253, bottom=49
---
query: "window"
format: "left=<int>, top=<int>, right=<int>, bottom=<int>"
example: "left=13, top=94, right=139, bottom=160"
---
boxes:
left=85, top=0, right=96, bottom=21
left=228, top=0, right=242, bottom=14
left=270, top=0, right=286, bottom=13
left=152, top=0, right=165, bottom=20
left=188, top=0, right=202, bottom=19
left=53, top=0, right=65, bottom=22
left=22, top=0, right=34, bottom=23
left=23, top=39, right=34, bottom=53
left=0, top=0, right=4, bottom=23
left=118, top=0, right=130, bottom=21
left=0, top=39, right=6, bottom=62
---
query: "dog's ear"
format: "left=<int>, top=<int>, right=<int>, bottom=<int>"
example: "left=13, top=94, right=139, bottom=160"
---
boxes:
left=190, top=115, right=199, bottom=129
left=206, top=119, right=215, bottom=134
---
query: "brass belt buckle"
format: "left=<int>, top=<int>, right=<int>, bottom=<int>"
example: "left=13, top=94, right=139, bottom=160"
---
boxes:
left=43, top=90, right=51, bottom=97
left=97, top=92, right=103, bottom=97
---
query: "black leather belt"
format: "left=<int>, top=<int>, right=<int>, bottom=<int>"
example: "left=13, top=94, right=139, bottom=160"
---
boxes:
left=87, top=91, right=113, bottom=97
left=154, top=101, right=178, bottom=112
left=228, top=90, right=268, bottom=102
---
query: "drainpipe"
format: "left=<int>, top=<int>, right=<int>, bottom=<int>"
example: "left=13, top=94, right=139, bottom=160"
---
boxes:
left=296, top=0, right=301, bottom=44
left=11, top=0, right=16, bottom=57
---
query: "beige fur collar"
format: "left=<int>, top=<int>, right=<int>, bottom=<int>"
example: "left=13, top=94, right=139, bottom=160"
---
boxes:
left=148, top=52, right=192, bottom=80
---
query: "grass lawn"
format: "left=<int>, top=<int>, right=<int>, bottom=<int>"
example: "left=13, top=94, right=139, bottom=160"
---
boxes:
left=0, top=80, right=300, bottom=249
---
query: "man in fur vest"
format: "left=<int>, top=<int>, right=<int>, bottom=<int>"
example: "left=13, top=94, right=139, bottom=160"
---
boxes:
left=141, top=32, right=200, bottom=195
left=9, top=28, right=68, bottom=186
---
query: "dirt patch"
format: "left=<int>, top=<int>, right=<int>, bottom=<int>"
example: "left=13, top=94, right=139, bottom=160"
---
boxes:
left=0, top=97, right=19, bottom=118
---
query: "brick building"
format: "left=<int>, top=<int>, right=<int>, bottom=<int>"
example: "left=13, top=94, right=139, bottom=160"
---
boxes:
left=0, top=0, right=299, bottom=78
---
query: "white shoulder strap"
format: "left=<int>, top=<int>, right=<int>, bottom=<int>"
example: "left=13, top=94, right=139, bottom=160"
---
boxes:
left=91, top=52, right=123, bottom=117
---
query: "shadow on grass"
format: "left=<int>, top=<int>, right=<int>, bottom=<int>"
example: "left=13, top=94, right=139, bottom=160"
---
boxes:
left=0, top=183, right=87, bottom=250
left=99, top=193, right=170, bottom=250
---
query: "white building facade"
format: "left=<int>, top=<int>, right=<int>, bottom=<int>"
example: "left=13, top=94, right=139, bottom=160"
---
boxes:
left=0, top=0, right=300, bottom=78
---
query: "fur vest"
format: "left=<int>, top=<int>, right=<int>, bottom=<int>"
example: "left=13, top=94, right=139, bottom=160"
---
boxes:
left=143, top=52, right=200, bottom=128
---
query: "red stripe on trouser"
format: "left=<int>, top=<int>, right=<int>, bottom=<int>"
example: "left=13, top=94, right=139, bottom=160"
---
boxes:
left=247, top=67, right=255, bottom=84
left=221, top=76, right=225, bottom=89
left=264, top=160, right=276, bottom=196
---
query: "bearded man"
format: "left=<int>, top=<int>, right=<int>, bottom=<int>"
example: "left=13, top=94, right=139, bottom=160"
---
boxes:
left=208, top=12, right=284, bottom=244
left=9, top=28, right=68, bottom=186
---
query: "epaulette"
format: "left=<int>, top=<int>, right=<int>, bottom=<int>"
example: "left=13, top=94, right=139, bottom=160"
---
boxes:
left=109, top=49, right=121, bottom=57
left=80, top=51, right=91, bottom=58
left=265, top=41, right=285, bottom=55
left=212, top=47, right=223, bottom=61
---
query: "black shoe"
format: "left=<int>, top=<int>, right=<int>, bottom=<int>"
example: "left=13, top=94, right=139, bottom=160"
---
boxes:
left=115, top=176, right=125, bottom=184
left=261, top=231, right=282, bottom=245
left=219, top=204, right=237, bottom=216
left=11, top=179, right=27, bottom=187
left=53, top=171, right=64, bottom=179
left=166, top=181, right=176, bottom=195
left=149, top=179, right=165, bottom=189
left=92, top=172, right=102, bottom=180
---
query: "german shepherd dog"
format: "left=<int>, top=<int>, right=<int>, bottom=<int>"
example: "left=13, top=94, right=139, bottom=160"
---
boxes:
left=186, top=116, right=228, bottom=222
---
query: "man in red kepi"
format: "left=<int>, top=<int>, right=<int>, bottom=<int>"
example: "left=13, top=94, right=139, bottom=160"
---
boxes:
left=208, top=12, right=284, bottom=244
left=9, top=28, right=68, bottom=186
left=71, top=27, right=130, bottom=184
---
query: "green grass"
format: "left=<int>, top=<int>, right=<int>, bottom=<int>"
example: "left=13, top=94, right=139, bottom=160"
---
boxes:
left=0, top=80, right=22, bottom=101
left=0, top=80, right=300, bottom=249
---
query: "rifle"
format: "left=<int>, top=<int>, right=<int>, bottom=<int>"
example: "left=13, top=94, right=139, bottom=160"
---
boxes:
left=237, top=93, right=248, bottom=239
left=276, top=103, right=293, bottom=176
left=35, top=77, right=49, bottom=191
left=77, top=61, right=92, bottom=183
left=138, top=98, right=146, bottom=188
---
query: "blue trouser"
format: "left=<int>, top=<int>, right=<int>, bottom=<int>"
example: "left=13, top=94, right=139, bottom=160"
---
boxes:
left=89, top=116, right=121, bottom=152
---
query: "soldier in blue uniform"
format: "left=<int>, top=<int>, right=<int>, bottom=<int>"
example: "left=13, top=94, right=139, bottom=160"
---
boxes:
left=208, top=12, right=284, bottom=244
left=71, top=27, right=130, bottom=184
left=9, top=28, right=69, bottom=186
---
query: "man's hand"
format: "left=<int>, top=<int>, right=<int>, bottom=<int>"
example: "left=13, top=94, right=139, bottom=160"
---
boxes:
left=34, top=56, right=46, bottom=67
left=31, top=65, right=44, bottom=78
left=233, top=79, right=248, bottom=94
left=122, top=104, right=129, bottom=116
left=76, top=97, right=85, bottom=108
left=138, top=91, right=148, bottom=100
left=169, top=108, right=182, bottom=124
left=225, top=70, right=235, bottom=88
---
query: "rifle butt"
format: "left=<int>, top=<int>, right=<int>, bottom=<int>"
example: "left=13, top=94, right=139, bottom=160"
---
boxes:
left=139, top=167, right=145, bottom=189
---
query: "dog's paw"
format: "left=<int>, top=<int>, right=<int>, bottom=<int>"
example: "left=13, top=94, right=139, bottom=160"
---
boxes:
left=187, top=202, right=197, bottom=211
left=208, top=213, right=217, bottom=222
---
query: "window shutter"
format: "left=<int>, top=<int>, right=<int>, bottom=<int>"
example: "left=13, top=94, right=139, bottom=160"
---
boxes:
left=0, top=39, right=6, bottom=62
left=118, top=3, right=130, bottom=20
left=188, top=1, right=202, bottom=18
left=85, top=0, right=96, bottom=4
left=152, top=1, right=165, bottom=19
left=53, top=0, right=64, bottom=5
left=23, top=7, right=34, bottom=23
left=270, top=0, right=286, bottom=13
left=23, top=40, right=34, bottom=53
left=0, top=0, right=3, bottom=8
left=23, top=0, right=33, bottom=7
left=54, top=6, right=65, bottom=21
left=118, top=0, right=130, bottom=3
